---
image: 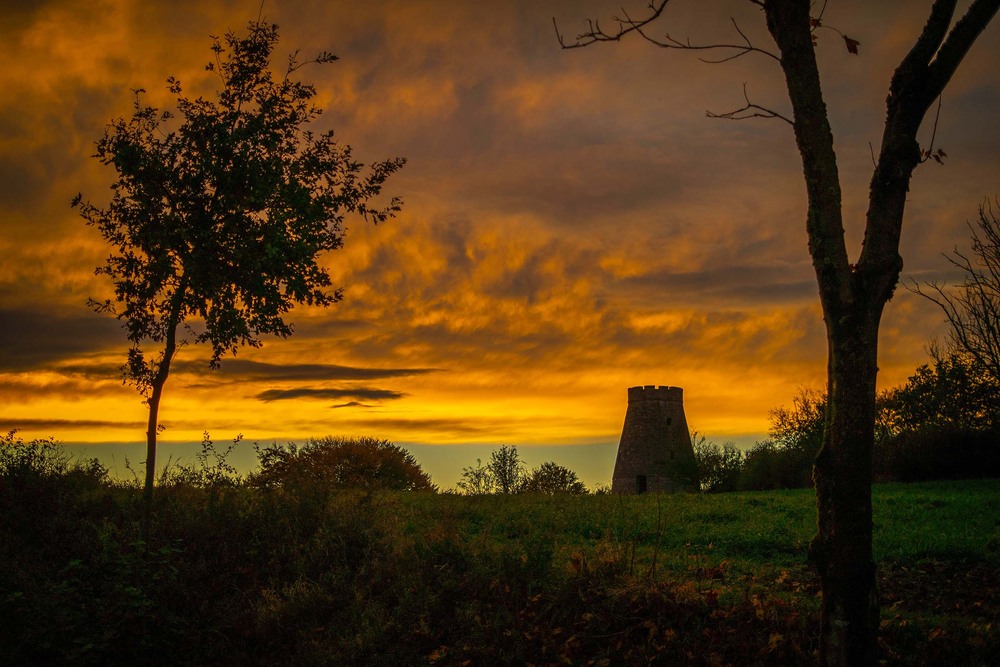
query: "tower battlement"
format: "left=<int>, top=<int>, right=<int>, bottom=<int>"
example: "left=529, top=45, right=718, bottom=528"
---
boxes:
left=627, top=385, right=683, bottom=403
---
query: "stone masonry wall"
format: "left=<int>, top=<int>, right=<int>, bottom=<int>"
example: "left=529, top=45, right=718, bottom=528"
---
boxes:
left=611, top=385, right=699, bottom=493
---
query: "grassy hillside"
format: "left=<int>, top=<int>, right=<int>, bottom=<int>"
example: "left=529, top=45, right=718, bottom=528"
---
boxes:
left=1, top=467, right=997, bottom=665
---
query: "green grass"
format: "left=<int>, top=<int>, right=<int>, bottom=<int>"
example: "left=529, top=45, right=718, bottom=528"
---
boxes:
left=2, top=470, right=997, bottom=666
left=404, top=478, right=998, bottom=569
left=873, top=479, right=1000, bottom=561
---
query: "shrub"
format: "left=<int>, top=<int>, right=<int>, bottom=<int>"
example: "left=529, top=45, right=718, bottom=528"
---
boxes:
left=875, top=425, right=1000, bottom=482
left=692, top=436, right=744, bottom=493
left=0, top=429, right=110, bottom=522
left=522, top=462, right=588, bottom=494
left=456, top=445, right=527, bottom=495
left=738, top=440, right=813, bottom=491
left=250, top=436, right=435, bottom=492
left=157, top=431, right=243, bottom=489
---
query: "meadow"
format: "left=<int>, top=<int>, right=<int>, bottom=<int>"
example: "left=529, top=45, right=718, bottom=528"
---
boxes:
left=1, top=444, right=997, bottom=666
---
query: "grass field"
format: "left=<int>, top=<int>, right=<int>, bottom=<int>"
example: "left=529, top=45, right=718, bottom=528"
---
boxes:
left=2, top=472, right=997, bottom=665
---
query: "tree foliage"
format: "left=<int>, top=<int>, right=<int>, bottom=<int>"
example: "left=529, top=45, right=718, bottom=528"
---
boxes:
left=884, top=348, right=1000, bottom=433
left=456, top=446, right=587, bottom=495
left=456, top=457, right=496, bottom=495
left=768, top=389, right=825, bottom=455
left=487, top=445, right=527, bottom=495
left=691, top=434, right=744, bottom=494
left=521, top=461, right=588, bottom=494
left=251, top=436, right=435, bottom=492
left=74, top=19, right=404, bottom=524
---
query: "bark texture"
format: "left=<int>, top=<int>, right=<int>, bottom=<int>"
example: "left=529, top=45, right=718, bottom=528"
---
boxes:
left=763, top=1, right=1000, bottom=664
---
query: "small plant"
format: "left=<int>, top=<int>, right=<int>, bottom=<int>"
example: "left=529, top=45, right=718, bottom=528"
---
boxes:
left=158, top=432, right=244, bottom=488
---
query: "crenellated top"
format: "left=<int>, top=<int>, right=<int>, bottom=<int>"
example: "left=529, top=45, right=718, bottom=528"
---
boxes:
left=627, top=385, right=683, bottom=403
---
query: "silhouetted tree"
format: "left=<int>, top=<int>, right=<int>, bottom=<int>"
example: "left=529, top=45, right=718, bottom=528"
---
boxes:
left=251, top=436, right=434, bottom=492
left=885, top=347, right=1000, bottom=432
left=488, top=445, right=527, bottom=494
left=456, top=457, right=495, bottom=495
left=456, top=445, right=530, bottom=494
left=74, top=20, right=404, bottom=536
left=691, top=434, right=743, bottom=493
left=522, top=461, right=588, bottom=494
left=911, top=200, right=1000, bottom=384
left=556, top=2, right=999, bottom=662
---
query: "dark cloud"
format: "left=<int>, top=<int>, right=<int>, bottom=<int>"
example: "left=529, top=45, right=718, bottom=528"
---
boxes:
left=0, top=375, right=128, bottom=401
left=339, top=416, right=496, bottom=436
left=0, top=418, right=145, bottom=431
left=0, top=0, right=64, bottom=34
left=617, top=262, right=817, bottom=307
left=205, top=359, right=439, bottom=381
left=254, top=387, right=406, bottom=402
left=0, top=308, right=123, bottom=371
left=331, top=401, right=372, bottom=409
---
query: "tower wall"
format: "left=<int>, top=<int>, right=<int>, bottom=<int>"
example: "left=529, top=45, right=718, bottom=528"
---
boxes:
left=611, top=385, right=698, bottom=493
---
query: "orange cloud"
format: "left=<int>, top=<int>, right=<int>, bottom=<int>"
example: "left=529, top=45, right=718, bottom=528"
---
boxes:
left=1, top=1, right=999, bottom=489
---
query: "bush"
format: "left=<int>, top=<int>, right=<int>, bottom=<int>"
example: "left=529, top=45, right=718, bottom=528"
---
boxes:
left=157, top=431, right=243, bottom=489
left=456, top=457, right=495, bottom=494
left=0, top=429, right=112, bottom=535
left=250, top=436, right=435, bottom=492
left=738, top=440, right=815, bottom=491
left=692, top=436, right=743, bottom=493
left=457, top=447, right=587, bottom=495
left=875, top=425, right=1000, bottom=482
left=522, top=462, right=588, bottom=494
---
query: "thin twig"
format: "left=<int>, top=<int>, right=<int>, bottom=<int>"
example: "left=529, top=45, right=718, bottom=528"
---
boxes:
left=554, top=1, right=779, bottom=62
left=706, top=82, right=793, bottom=125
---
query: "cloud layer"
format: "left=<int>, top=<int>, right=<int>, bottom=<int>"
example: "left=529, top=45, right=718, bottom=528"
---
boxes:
left=2, top=0, right=999, bottom=485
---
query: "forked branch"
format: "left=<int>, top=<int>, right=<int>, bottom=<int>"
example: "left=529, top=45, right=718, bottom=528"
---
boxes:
left=553, top=1, right=779, bottom=63
left=707, top=83, right=793, bottom=124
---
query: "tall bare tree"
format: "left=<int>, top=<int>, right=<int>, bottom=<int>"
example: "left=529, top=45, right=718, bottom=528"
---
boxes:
left=912, top=200, right=1000, bottom=381
left=555, top=1, right=999, bottom=664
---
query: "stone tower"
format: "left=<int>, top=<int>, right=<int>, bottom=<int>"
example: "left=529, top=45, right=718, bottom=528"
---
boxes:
left=611, top=385, right=698, bottom=493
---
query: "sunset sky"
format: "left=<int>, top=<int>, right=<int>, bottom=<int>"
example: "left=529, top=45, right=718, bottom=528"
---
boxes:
left=2, top=0, right=999, bottom=488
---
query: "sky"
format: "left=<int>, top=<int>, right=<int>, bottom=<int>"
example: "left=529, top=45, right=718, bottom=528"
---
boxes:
left=1, top=0, right=999, bottom=489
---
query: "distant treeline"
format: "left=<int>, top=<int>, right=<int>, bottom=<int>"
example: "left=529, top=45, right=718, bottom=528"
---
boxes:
left=695, top=350, right=1000, bottom=493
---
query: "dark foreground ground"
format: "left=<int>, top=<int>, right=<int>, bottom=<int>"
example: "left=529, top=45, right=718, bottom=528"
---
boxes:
left=2, top=470, right=997, bottom=665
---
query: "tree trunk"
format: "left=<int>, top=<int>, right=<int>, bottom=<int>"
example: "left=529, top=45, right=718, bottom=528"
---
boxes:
left=140, top=374, right=167, bottom=543
left=762, top=4, right=884, bottom=663
left=139, top=277, right=186, bottom=543
left=813, top=311, right=882, bottom=666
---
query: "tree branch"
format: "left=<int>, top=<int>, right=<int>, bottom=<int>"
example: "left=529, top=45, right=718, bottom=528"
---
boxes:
left=859, top=0, right=999, bottom=301
left=924, top=0, right=1000, bottom=102
left=553, top=1, right=671, bottom=49
left=763, top=0, right=851, bottom=311
left=707, top=82, right=793, bottom=124
left=553, top=1, right=780, bottom=63
left=908, top=202, right=1000, bottom=382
